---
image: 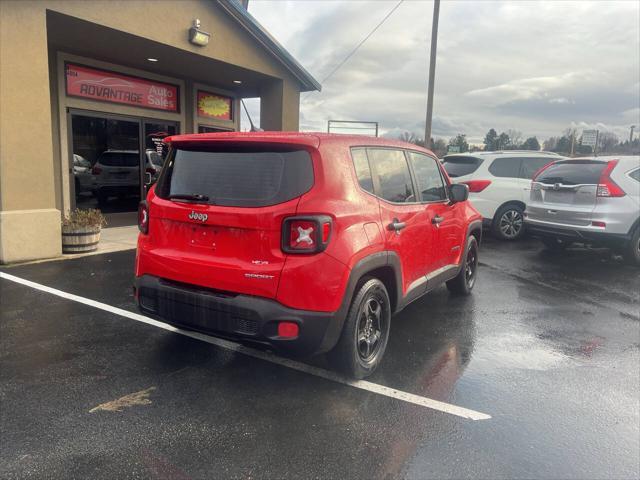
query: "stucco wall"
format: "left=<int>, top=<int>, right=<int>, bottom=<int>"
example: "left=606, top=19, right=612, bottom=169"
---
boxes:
left=0, top=0, right=307, bottom=263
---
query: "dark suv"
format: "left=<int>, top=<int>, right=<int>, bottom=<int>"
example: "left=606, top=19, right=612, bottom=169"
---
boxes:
left=135, top=133, right=482, bottom=378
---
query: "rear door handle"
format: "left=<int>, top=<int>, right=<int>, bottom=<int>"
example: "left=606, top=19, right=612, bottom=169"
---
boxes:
left=388, top=218, right=406, bottom=232
left=432, top=215, right=444, bottom=225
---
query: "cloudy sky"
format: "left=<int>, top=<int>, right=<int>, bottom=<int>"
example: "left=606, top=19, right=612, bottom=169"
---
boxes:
left=242, top=0, right=640, bottom=144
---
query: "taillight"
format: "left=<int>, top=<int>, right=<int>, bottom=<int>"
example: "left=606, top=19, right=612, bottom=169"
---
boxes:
left=282, top=216, right=332, bottom=254
left=138, top=201, right=149, bottom=234
left=91, top=166, right=102, bottom=175
left=462, top=180, right=491, bottom=193
left=596, top=160, right=625, bottom=197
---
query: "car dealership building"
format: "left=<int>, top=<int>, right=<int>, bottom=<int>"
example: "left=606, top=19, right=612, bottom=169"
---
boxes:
left=0, top=0, right=319, bottom=263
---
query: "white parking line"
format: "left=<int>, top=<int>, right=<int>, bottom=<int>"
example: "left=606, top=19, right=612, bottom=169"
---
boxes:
left=0, top=271, right=491, bottom=421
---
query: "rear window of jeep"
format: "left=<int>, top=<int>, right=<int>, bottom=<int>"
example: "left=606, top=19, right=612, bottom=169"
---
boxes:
left=156, top=147, right=313, bottom=207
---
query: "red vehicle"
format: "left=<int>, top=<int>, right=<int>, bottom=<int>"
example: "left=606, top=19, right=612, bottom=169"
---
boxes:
left=134, top=132, right=482, bottom=378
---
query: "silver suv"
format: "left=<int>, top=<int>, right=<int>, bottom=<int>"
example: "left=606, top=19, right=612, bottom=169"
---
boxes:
left=525, top=156, right=640, bottom=265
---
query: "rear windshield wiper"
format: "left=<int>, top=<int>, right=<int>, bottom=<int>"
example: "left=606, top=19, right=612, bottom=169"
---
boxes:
left=168, top=193, right=211, bottom=203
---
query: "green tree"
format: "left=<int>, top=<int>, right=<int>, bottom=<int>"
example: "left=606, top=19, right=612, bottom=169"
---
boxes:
left=483, top=128, right=498, bottom=151
left=431, top=138, right=447, bottom=158
left=521, top=136, right=540, bottom=151
left=543, top=136, right=558, bottom=151
left=555, top=136, right=571, bottom=153
left=497, top=132, right=510, bottom=150
left=448, top=134, right=469, bottom=153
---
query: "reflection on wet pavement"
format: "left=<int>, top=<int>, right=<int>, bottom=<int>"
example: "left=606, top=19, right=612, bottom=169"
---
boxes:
left=1, top=237, right=639, bottom=479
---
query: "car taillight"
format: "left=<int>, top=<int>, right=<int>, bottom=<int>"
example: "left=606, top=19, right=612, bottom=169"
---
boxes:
left=596, top=160, right=625, bottom=197
left=282, top=216, right=332, bottom=254
left=91, top=166, right=102, bottom=175
left=138, top=201, right=149, bottom=234
left=462, top=180, right=491, bottom=192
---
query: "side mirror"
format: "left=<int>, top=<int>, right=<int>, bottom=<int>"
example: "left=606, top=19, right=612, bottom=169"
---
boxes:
left=448, top=183, right=469, bottom=204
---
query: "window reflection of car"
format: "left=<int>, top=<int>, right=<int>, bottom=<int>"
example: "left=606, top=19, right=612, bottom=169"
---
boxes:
left=73, top=154, right=93, bottom=195
left=145, top=149, right=164, bottom=183
left=90, top=150, right=163, bottom=204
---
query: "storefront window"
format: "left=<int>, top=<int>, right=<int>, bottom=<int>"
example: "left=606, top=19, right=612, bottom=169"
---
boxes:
left=71, top=114, right=178, bottom=223
left=71, top=114, right=140, bottom=215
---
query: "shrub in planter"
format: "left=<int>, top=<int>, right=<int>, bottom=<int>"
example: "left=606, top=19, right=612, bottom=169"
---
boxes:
left=61, top=209, right=107, bottom=254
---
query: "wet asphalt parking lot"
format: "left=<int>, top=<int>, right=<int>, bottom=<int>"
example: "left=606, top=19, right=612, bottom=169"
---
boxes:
left=1, top=236, right=639, bottom=479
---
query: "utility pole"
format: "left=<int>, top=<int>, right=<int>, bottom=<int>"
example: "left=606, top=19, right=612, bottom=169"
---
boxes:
left=424, top=0, right=440, bottom=150
left=570, top=131, right=575, bottom=157
left=631, top=125, right=636, bottom=143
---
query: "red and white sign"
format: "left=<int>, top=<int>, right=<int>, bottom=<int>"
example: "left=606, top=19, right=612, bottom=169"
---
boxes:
left=65, top=64, right=179, bottom=112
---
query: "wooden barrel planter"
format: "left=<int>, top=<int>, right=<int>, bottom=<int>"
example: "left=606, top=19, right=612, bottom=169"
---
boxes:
left=62, top=226, right=101, bottom=254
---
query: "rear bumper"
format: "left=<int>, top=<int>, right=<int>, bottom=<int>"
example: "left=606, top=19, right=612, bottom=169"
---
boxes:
left=525, top=218, right=631, bottom=247
left=134, top=274, right=340, bottom=356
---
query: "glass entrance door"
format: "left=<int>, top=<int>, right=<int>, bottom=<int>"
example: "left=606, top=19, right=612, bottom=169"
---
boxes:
left=69, top=112, right=179, bottom=226
left=70, top=113, right=142, bottom=222
left=143, top=120, right=178, bottom=196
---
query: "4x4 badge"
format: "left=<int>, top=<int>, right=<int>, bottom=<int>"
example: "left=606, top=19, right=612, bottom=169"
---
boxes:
left=188, top=211, right=208, bottom=222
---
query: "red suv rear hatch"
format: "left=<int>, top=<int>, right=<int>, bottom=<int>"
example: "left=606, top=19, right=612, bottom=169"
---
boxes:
left=139, top=141, right=315, bottom=299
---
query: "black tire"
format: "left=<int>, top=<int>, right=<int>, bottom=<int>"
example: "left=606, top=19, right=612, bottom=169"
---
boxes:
left=446, top=236, right=479, bottom=295
left=492, top=204, right=525, bottom=241
left=624, top=227, right=640, bottom=266
left=329, top=277, right=391, bottom=379
left=541, top=236, right=570, bottom=251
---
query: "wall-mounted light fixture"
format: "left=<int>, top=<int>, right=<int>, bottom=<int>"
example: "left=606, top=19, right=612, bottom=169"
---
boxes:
left=189, top=19, right=210, bottom=47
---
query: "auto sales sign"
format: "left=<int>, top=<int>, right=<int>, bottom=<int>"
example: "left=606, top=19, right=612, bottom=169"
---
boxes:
left=65, top=64, right=179, bottom=112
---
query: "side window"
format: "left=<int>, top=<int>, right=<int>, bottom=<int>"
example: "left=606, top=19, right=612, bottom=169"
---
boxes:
left=408, top=152, right=447, bottom=202
left=520, top=157, right=552, bottom=179
left=629, top=169, right=640, bottom=182
left=367, top=148, right=416, bottom=203
left=489, top=157, right=522, bottom=178
left=351, top=148, right=374, bottom=194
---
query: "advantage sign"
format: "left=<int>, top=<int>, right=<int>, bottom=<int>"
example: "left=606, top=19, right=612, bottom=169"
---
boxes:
left=65, top=64, right=179, bottom=112
left=582, top=129, right=598, bottom=147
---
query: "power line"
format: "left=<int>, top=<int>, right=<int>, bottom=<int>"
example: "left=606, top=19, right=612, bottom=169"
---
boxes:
left=302, top=0, right=405, bottom=103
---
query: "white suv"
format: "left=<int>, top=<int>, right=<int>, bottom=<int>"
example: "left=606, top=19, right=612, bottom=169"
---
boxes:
left=442, top=151, right=564, bottom=240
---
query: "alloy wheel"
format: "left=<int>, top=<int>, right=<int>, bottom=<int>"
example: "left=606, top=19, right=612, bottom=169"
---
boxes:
left=465, top=244, right=478, bottom=289
left=356, top=295, right=384, bottom=362
left=499, top=210, right=523, bottom=239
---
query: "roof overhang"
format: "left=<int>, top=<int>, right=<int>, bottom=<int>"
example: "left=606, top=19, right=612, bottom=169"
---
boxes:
left=216, top=0, right=321, bottom=92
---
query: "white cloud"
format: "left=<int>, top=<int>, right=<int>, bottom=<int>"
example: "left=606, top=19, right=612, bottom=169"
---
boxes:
left=247, top=0, right=640, bottom=142
left=549, top=98, right=572, bottom=105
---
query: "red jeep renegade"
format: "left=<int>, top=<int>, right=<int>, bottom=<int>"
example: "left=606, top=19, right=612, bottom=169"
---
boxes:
left=135, top=132, right=482, bottom=378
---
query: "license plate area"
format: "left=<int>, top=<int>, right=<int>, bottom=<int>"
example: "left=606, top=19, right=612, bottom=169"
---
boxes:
left=543, top=190, right=576, bottom=204
left=188, top=225, right=218, bottom=249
